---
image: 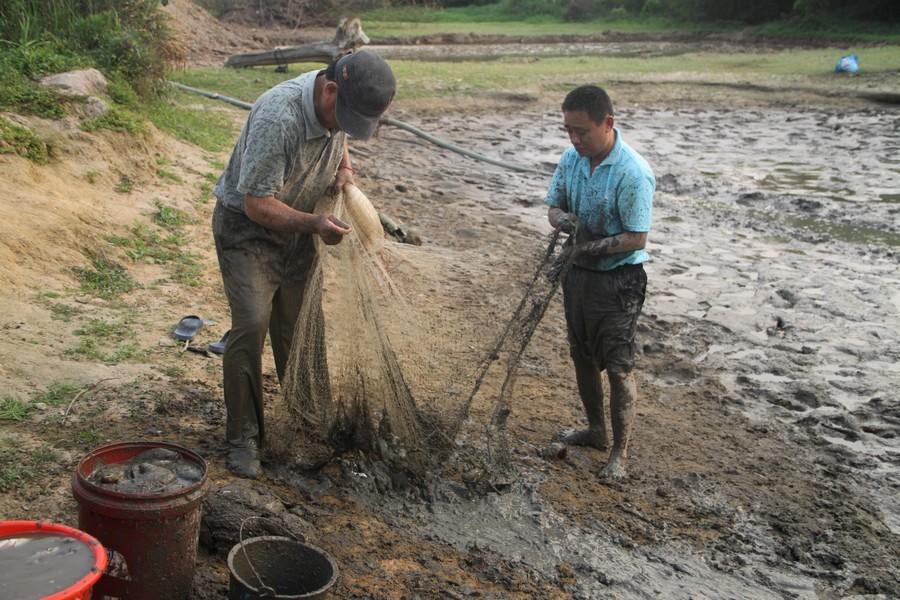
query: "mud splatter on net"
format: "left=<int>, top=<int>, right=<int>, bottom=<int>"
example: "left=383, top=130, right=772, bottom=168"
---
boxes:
left=269, top=191, right=568, bottom=480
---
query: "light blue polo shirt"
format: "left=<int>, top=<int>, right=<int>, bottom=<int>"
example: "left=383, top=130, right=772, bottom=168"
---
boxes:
left=545, top=128, right=654, bottom=272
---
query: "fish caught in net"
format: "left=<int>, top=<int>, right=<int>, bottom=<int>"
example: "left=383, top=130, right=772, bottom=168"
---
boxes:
left=268, top=185, right=571, bottom=482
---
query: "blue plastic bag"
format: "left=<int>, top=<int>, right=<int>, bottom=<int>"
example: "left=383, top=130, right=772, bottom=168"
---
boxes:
left=835, top=54, right=859, bottom=74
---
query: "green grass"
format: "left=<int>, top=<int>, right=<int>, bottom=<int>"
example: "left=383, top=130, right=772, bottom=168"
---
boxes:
left=198, top=172, right=218, bottom=204
left=360, top=6, right=717, bottom=37
left=73, top=254, right=136, bottom=299
left=115, top=176, right=134, bottom=193
left=75, top=318, right=132, bottom=339
left=359, top=7, right=900, bottom=43
left=153, top=201, right=190, bottom=229
left=755, top=18, right=900, bottom=44
left=49, top=302, right=82, bottom=321
left=0, top=437, right=58, bottom=493
left=145, top=89, right=236, bottom=152
left=156, top=167, right=183, bottom=183
left=174, top=44, right=900, bottom=107
left=0, top=396, right=31, bottom=421
left=33, top=383, right=79, bottom=407
left=0, top=116, right=48, bottom=163
left=0, top=41, right=78, bottom=118
left=66, top=318, right=139, bottom=363
left=84, top=169, right=99, bottom=184
left=74, top=429, right=103, bottom=446
left=66, top=338, right=139, bottom=363
left=107, top=215, right=202, bottom=287
left=108, top=223, right=179, bottom=262
left=81, top=105, right=147, bottom=134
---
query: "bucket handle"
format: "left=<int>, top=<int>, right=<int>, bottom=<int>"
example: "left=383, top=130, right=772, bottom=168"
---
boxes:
left=238, top=516, right=302, bottom=598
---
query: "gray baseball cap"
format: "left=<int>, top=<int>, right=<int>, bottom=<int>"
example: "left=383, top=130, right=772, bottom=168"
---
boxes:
left=335, top=50, right=396, bottom=140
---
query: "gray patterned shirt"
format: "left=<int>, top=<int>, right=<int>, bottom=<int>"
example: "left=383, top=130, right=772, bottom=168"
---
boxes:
left=214, top=70, right=346, bottom=214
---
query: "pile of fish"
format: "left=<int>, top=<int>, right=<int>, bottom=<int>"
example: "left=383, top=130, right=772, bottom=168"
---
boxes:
left=88, top=448, right=203, bottom=495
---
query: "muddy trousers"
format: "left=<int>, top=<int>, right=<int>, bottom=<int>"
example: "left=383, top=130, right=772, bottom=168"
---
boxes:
left=213, top=202, right=314, bottom=448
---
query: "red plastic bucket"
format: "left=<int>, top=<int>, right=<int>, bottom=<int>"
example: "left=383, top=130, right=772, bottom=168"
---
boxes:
left=0, top=520, right=107, bottom=600
left=71, top=441, right=208, bottom=600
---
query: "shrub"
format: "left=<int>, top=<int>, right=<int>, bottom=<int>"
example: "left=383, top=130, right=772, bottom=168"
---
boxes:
left=0, top=117, right=49, bottom=163
left=81, top=106, right=147, bottom=134
left=0, top=1, right=182, bottom=96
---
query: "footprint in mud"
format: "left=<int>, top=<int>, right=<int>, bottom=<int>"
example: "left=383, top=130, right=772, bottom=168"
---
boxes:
left=653, top=360, right=700, bottom=386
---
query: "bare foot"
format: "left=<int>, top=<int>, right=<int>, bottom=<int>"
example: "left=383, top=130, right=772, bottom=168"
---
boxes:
left=599, top=453, right=627, bottom=480
left=557, top=428, right=608, bottom=450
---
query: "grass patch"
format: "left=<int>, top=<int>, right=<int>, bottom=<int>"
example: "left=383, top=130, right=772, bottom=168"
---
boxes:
left=81, top=105, right=146, bottom=134
left=107, top=219, right=202, bottom=287
left=49, top=302, right=83, bottom=322
left=0, top=41, right=77, bottom=118
left=66, top=319, right=138, bottom=364
left=0, top=396, right=31, bottom=421
left=360, top=9, right=724, bottom=38
left=108, top=223, right=180, bottom=262
left=175, top=44, right=900, bottom=107
left=115, top=176, right=134, bottom=193
left=145, top=89, right=236, bottom=152
left=75, top=318, right=132, bottom=339
left=73, top=254, right=136, bottom=299
left=0, top=437, right=58, bottom=493
left=153, top=201, right=190, bottom=229
left=198, top=174, right=217, bottom=204
left=84, top=169, right=99, bottom=184
left=0, top=116, right=49, bottom=163
left=74, top=429, right=103, bottom=446
left=359, top=7, right=900, bottom=43
left=33, top=383, right=79, bottom=407
left=65, top=338, right=139, bottom=364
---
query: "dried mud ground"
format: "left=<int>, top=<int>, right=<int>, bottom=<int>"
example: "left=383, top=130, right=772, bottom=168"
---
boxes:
left=2, top=69, right=899, bottom=599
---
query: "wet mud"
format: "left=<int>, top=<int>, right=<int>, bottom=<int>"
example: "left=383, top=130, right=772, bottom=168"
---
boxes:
left=88, top=448, right=204, bottom=494
left=328, top=95, right=900, bottom=597
left=0, top=533, right=94, bottom=599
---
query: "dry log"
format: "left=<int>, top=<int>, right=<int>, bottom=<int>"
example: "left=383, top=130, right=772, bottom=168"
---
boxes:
left=225, top=17, right=370, bottom=68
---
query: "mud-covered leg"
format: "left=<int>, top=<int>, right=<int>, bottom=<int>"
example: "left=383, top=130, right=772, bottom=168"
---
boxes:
left=561, top=353, right=608, bottom=450
left=600, top=370, right=637, bottom=480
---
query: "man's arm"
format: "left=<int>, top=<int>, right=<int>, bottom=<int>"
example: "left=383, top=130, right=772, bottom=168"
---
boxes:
left=244, top=194, right=351, bottom=244
left=573, top=231, right=647, bottom=258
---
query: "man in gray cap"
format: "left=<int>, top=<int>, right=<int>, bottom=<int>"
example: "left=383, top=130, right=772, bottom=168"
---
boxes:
left=212, top=50, right=396, bottom=478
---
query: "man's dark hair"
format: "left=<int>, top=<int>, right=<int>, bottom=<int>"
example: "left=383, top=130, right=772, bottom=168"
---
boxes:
left=562, top=85, right=614, bottom=123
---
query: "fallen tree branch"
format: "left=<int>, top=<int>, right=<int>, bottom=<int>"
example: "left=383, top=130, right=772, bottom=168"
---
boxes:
left=225, top=17, right=370, bottom=69
left=225, top=42, right=342, bottom=68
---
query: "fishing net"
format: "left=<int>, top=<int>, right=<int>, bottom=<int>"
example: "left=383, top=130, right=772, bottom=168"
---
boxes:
left=268, top=187, right=569, bottom=480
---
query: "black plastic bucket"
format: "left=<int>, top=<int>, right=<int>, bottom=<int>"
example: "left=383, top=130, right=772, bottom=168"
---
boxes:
left=227, top=536, right=338, bottom=599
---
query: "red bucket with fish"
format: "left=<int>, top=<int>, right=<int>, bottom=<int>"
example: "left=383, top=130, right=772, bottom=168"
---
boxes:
left=71, top=441, right=208, bottom=600
left=0, top=520, right=107, bottom=600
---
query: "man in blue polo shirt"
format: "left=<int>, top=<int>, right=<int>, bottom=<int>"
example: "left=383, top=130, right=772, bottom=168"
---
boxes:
left=545, top=85, right=654, bottom=480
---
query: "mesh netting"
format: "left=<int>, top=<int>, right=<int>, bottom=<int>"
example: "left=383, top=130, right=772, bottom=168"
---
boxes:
left=268, top=189, right=568, bottom=480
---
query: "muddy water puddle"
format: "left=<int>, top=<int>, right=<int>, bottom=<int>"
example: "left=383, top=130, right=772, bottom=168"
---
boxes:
left=0, top=533, right=94, bottom=599
left=348, top=469, right=816, bottom=599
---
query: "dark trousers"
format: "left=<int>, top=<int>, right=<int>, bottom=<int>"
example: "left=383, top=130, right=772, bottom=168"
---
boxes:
left=212, top=201, right=315, bottom=447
